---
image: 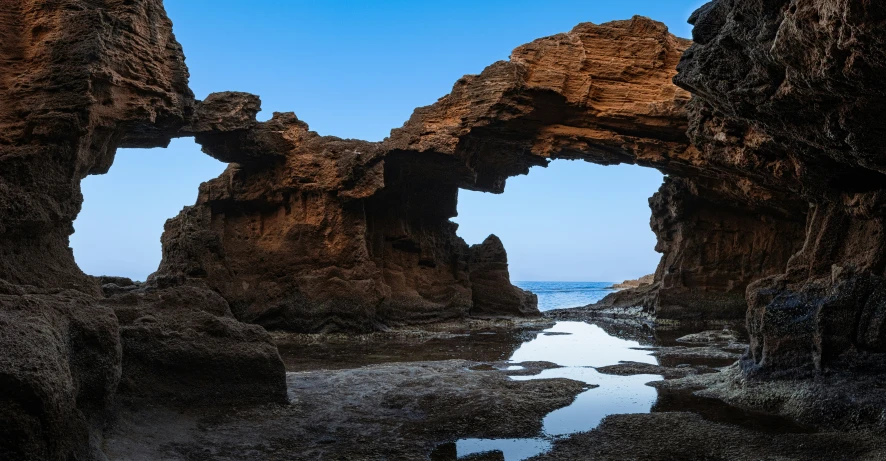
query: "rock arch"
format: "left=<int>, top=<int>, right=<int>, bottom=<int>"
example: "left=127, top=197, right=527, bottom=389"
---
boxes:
left=0, top=2, right=283, bottom=459
left=151, top=17, right=806, bottom=333
left=6, top=0, right=885, bottom=458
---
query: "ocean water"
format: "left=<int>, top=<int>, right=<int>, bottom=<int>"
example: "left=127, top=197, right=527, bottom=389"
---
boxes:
left=513, top=281, right=616, bottom=311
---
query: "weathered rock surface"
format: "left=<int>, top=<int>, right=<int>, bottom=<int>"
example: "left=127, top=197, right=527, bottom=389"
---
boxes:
left=7, top=11, right=737, bottom=457
left=649, top=176, right=807, bottom=320
left=607, top=274, right=654, bottom=289
left=8, top=0, right=886, bottom=455
left=674, top=0, right=886, bottom=375
left=99, top=284, right=286, bottom=405
left=102, top=360, right=587, bottom=460
left=0, top=1, right=194, bottom=458
left=528, top=411, right=885, bottom=461
left=155, top=17, right=785, bottom=331
left=469, top=235, right=539, bottom=318
left=0, top=289, right=121, bottom=461
left=0, top=1, right=284, bottom=459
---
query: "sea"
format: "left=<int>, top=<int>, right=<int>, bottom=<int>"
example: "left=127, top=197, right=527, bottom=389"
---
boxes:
left=512, top=281, right=616, bottom=311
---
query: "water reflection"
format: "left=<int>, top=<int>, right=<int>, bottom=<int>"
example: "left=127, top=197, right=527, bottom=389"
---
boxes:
left=276, top=318, right=781, bottom=461
left=456, top=438, right=552, bottom=460
left=510, top=322, right=657, bottom=366
left=276, top=326, right=533, bottom=372
left=454, top=322, right=662, bottom=461
left=520, top=369, right=660, bottom=436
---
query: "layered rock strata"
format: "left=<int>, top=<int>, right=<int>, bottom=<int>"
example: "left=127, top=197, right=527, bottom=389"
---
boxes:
left=5, top=0, right=878, bottom=457
left=674, top=0, right=886, bottom=375
left=0, top=2, right=284, bottom=459
left=154, top=17, right=799, bottom=331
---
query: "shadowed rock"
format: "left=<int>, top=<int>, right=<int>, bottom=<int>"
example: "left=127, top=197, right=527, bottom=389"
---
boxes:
left=0, top=2, right=285, bottom=459
left=7, top=0, right=886, bottom=457
left=153, top=17, right=795, bottom=332
left=674, top=0, right=886, bottom=375
left=469, top=235, right=539, bottom=318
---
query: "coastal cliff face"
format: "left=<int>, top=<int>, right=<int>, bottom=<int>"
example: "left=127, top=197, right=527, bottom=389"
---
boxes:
left=151, top=17, right=702, bottom=332
left=5, top=0, right=886, bottom=457
left=0, top=2, right=284, bottom=459
left=155, top=17, right=797, bottom=330
left=675, top=0, right=886, bottom=374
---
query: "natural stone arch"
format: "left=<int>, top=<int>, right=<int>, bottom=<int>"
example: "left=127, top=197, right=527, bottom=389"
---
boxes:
left=0, top=2, right=284, bottom=459
left=6, top=1, right=872, bottom=457
left=152, top=17, right=806, bottom=333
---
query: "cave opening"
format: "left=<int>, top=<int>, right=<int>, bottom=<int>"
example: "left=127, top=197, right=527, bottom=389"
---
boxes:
left=71, top=138, right=226, bottom=282
left=452, top=160, right=664, bottom=311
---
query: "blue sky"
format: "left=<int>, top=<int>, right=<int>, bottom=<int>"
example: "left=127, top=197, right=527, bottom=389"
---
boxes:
left=72, top=0, right=704, bottom=282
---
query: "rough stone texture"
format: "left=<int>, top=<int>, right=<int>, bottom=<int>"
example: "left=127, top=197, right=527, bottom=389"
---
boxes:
left=649, top=176, right=807, bottom=320
left=527, top=412, right=885, bottom=461
left=0, top=289, right=121, bottom=461
left=102, top=360, right=587, bottom=461
left=674, top=0, right=886, bottom=374
left=0, top=2, right=284, bottom=459
left=10, top=0, right=886, bottom=455
left=0, top=0, right=193, bottom=292
left=154, top=17, right=792, bottom=331
left=99, top=284, right=287, bottom=405
left=0, top=1, right=193, bottom=459
left=608, top=274, right=654, bottom=289
left=468, top=235, right=539, bottom=318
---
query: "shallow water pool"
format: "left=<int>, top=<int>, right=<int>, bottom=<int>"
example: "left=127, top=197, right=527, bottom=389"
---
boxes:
left=454, top=321, right=661, bottom=460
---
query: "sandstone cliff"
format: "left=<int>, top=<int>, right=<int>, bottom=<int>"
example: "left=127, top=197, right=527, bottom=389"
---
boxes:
left=155, top=17, right=790, bottom=331
left=6, top=0, right=886, bottom=457
left=0, top=2, right=284, bottom=460
left=675, top=0, right=886, bottom=375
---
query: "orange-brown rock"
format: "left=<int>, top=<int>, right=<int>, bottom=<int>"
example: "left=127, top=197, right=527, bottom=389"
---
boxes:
left=675, top=0, right=886, bottom=375
left=8, top=0, right=885, bottom=456
left=0, top=2, right=284, bottom=459
left=153, top=17, right=808, bottom=331
left=152, top=17, right=787, bottom=332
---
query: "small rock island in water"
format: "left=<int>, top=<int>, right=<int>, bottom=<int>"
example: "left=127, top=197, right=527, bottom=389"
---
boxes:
left=2, top=1, right=886, bottom=460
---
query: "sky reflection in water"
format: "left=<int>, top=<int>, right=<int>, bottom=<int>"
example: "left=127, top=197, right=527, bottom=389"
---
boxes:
left=456, top=321, right=660, bottom=461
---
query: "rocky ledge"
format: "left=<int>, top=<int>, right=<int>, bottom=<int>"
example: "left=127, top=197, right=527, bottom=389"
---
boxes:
left=607, top=274, right=655, bottom=290
left=4, top=0, right=886, bottom=458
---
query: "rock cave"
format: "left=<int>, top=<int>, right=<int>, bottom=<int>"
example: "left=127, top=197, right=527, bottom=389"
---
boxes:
left=3, top=1, right=886, bottom=459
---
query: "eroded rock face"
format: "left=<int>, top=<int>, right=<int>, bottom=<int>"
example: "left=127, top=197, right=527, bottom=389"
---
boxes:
left=7, top=0, right=881, bottom=455
left=0, top=1, right=193, bottom=458
left=468, top=235, right=539, bottom=318
left=649, top=176, right=807, bottom=320
left=155, top=17, right=793, bottom=331
left=0, top=290, right=120, bottom=461
left=675, top=0, right=886, bottom=374
left=0, top=2, right=284, bottom=459
left=100, top=284, right=287, bottom=405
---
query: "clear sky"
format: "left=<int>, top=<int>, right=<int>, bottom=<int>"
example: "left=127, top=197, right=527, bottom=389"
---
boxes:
left=71, top=0, right=704, bottom=282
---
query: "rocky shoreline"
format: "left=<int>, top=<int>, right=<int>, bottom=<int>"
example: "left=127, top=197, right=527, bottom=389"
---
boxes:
left=4, top=0, right=886, bottom=458
left=606, top=274, right=654, bottom=290
left=101, top=317, right=885, bottom=460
